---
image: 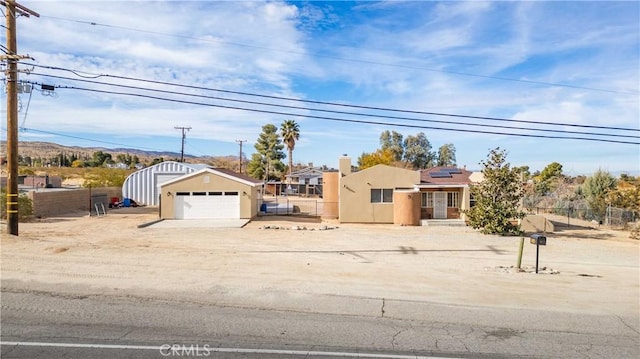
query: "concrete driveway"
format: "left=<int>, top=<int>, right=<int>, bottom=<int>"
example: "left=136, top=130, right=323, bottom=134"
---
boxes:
left=147, top=219, right=250, bottom=228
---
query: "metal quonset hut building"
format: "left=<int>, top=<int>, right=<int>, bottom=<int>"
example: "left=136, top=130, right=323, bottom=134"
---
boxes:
left=121, top=161, right=210, bottom=206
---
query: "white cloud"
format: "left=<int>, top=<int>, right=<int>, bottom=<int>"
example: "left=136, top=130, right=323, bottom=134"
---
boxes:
left=7, top=1, right=638, bottom=174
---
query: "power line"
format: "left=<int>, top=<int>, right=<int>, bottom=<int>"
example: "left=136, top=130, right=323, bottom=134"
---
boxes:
left=22, top=82, right=640, bottom=146
left=38, top=15, right=638, bottom=96
left=21, top=65, right=640, bottom=134
left=20, top=74, right=640, bottom=141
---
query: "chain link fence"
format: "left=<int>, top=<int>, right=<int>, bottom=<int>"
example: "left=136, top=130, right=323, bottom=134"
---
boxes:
left=257, top=197, right=336, bottom=217
left=529, top=205, right=637, bottom=228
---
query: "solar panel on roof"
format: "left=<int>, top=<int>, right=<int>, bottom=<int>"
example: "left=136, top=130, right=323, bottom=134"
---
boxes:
left=444, top=168, right=462, bottom=174
left=429, top=172, right=452, bottom=178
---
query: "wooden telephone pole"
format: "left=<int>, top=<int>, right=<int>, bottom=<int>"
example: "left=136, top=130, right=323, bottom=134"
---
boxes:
left=2, top=0, right=39, bottom=236
left=174, top=126, right=191, bottom=162
left=236, top=139, right=246, bottom=174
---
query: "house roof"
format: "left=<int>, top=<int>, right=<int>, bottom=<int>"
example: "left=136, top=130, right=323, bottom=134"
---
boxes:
left=160, top=167, right=263, bottom=188
left=419, top=167, right=473, bottom=186
left=286, top=167, right=324, bottom=178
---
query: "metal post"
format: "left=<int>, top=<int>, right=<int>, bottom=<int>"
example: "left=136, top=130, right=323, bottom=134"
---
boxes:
left=535, top=241, right=540, bottom=274
left=516, top=237, right=524, bottom=270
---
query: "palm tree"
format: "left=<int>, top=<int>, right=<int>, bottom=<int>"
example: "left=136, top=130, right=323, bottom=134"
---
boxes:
left=280, top=120, right=300, bottom=184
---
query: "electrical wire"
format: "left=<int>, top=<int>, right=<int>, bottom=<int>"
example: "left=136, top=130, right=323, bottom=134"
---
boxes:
left=39, top=15, right=639, bottom=96
left=19, top=85, right=33, bottom=129
left=22, top=81, right=640, bottom=146
left=21, top=74, right=640, bottom=140
left=21, top=63, right=640, bottom=133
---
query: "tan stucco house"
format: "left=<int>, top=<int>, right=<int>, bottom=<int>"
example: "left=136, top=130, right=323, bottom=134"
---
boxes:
left=325, top=156, right=478, bottom=224
left=159, top=168, right=262, bottom=220
left=338, top=157, right=420, bottom=223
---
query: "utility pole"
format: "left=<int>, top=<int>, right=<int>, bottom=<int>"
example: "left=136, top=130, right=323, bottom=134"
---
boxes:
left=2, top=0, right=39, bottom=236
left=174, top=126, right=191, bottom=162
left=235, top=139, right=246, bottom=174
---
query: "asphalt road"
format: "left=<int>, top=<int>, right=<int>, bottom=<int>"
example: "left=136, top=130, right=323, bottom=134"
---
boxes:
left=1, top=289, right=638, bottom=359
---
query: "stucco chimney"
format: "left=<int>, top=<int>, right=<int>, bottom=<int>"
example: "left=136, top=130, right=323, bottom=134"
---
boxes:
left=339, top=155, right=351, bottom=176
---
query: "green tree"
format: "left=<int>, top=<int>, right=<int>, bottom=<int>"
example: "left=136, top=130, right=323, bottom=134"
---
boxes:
left=246, top=153, right=266, bottom=180
left=514, top=166, right=531, bottom=181
left=91, top=151, right=112, bottom=167
left=403, top=132, right=435, bottom=169
left=436, top=143, right=456, bottom=167
left=582, top=169, right=617, bottom=221
left=380, top=130, right=404, bottom=162
left=538, top=162, right=563, bottom=182
left=248, top=124, right=285, bottom=181
left=357, top=148, right=395, bottom=170
left=280, top=120, right=300, bottom=181
left=534, top=162, right=564, bottom=195
left=464, top=148, right=526, bottom=235
left=132, top=155, right=140, bottom=166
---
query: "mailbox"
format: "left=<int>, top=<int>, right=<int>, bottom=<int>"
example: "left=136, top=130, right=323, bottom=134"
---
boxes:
left=530, top=234, right=546, bottom=246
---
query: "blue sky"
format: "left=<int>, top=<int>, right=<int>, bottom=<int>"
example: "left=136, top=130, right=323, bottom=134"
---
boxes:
left=2, top=0, right=639, bottom=175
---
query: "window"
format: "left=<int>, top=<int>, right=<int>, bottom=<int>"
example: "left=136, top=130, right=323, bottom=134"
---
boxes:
left=209, top=192, right=222, bottom=196
left=225, top=191, right=239, bottom=196
left=192, top=192, right=206, bottom=196
left=371, top=189, right=381, bottom=203
left=176, top=192, right=190, bottom=196
left=421, top=192, right=433, bottom=208
left=383, top=189, right=393, bottom=203
left=370, top=188, right=393, bottom=203
left=447, top=192, right=459, bottom=208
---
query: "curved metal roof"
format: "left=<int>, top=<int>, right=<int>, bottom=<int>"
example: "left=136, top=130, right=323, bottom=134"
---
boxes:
left=122, top=161, right=209, bottom=206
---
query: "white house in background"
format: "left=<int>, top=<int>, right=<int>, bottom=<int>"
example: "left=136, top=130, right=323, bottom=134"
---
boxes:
left=285, top=167, right=324, bottom=185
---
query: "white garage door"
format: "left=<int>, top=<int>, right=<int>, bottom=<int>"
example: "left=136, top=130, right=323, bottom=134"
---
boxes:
left=174, top=191, right=240, bottom=219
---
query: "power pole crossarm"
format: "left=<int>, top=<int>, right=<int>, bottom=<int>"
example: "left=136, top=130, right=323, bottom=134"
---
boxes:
left=174, top=126, right=191, bottom=163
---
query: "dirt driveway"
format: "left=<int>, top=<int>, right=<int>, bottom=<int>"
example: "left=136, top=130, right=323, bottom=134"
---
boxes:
left=1, top=208, right=638, bottom=319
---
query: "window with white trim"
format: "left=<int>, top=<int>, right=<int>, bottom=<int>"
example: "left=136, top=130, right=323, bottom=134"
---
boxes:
left=371, top=188, right=393, bottom=203
left=421, top=192, right=433, bottom=208
left=447, top=192, right=459, bottom=208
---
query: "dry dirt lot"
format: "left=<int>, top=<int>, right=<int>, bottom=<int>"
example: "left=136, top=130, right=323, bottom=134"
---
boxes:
left=1, top=208, right=639, bottom=319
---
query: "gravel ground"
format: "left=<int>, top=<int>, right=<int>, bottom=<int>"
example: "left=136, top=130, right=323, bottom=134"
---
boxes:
left=1, top=207, right=638, bottom=319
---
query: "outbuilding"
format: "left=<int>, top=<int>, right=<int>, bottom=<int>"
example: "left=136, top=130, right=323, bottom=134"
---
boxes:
left=159, top=168, right=263, bottom=220
left=121, top=161, right=210, bottom=206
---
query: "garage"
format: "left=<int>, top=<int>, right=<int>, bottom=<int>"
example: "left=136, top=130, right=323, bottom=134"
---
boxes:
left=174, top=191, right=240, bottom=219
left=160, top=168, right=262, bottom=220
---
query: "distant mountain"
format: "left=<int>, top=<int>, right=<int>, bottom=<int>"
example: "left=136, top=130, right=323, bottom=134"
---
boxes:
left=1, top=141, right=240, bottom=169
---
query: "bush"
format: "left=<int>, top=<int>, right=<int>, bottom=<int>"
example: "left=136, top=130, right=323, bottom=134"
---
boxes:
left=0, top=191, right=33, bottom=221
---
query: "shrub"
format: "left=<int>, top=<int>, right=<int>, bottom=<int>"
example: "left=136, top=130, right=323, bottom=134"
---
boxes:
left=0, top=190, right=33, bottom=221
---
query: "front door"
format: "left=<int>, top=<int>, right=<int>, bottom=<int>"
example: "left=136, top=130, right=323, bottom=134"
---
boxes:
left=433, top=192, right=447, bottom=219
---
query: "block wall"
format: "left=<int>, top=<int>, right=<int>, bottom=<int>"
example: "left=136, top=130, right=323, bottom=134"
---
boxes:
left=27, top=187, right=122, bottom=217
